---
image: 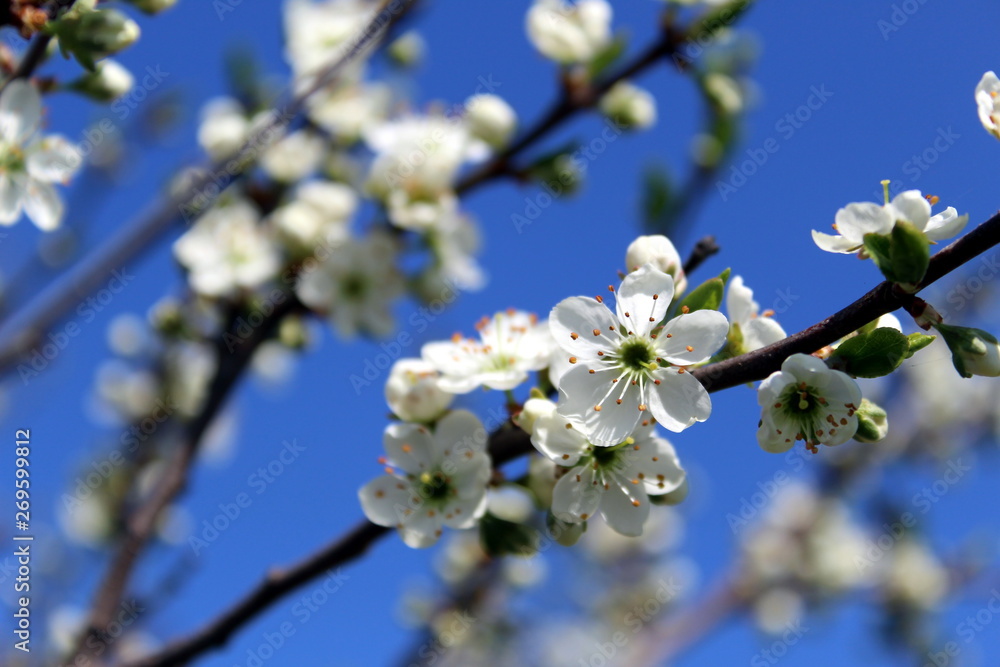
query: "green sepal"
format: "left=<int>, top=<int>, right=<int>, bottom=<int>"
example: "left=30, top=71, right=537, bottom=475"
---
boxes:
left=829, top=327, right=908, bottom=378
left=677, top=268, right=731, bottom=314
left=904, top=333, right=935, bottom=359
left=863, top=221, right=930, bottom=288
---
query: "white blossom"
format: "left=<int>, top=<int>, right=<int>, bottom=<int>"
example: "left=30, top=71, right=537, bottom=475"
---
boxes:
left=422, top=310, right=552, bottom=393
left=600, top=82, right=657, bottom=130
left=173, top=200, right=281, bottom=298
left=295, top=232, right=404, bottom=338
left=526, top=0, right=612, bottom=65
left=976, top=71, right=1000, bottom=140
left=359, top=410, right=492, bottom=548
left=756, top=353, right=862, bottom=454
left=550, top=264, right=729, bottom=445
left=260, top=130, right=326, bottom=183
left=520, top=400, right=685, bottom=537
left=306, top=81, right=391, bottom=142
left=271, top=180, right=357, bottom=250
left=465, top=94, right=517, bottom=149
left=385, top=358, right=455, bottom=423
left=284, top=0, right=375, bottom=81
left=726, top=275, right=786, bottom=353
left=0, top=80, right=82, bottom=230
left=625, top=235, right=686, bottom=295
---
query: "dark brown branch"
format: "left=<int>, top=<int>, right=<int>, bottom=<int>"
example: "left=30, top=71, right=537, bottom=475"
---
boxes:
left=0, top=0, right=76, bottom=92
left=682, top=235, right=720, bottom=275
left=129, top=210, right=1000, bottom=667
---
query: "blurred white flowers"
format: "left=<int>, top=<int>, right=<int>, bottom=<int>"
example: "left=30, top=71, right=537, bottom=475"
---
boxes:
left=976, top=71, right=1000, bottom=140
left=526, top=0, right=612, bottom=65
left=0, top=80, right=82, bottom=230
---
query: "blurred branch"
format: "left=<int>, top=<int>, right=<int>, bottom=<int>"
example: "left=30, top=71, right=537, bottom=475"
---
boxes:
left=67, top=294, right=306, bottom=663
left=0, top=0, right=420, bottom=373
left=0, top=0, right=76, bottom=91
left=125, top=208, right=1000, bottom=667
left=683, top=235, right=720, bottom=275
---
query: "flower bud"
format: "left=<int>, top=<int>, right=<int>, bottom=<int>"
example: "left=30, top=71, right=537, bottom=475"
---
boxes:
left=599, top=82, right=656, bottom=131
left=624, top=235, right=687, bottom=294
left=465, top=94, right=517, bottom=149
left=513, top=397, right=557, bottom=435
left=384, top=359, right=454, bottom=423
left=936, top=323, right=1000, bottom=378
left=853, top=399, right=888, bottom=443
left=387, top=31, right=425, bottom=68
left=526, top=0, right=612, bottom=65
left=123, top=0, right=177, bottom=14
left=53, top=8, right=141, bottom=69
left=67, top=59, right=134, bottom=102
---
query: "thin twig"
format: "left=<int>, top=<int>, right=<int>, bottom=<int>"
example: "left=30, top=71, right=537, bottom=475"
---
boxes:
left=0, top=0, right=76, bottom=92
left=126, top=210, right=1000, bottom=667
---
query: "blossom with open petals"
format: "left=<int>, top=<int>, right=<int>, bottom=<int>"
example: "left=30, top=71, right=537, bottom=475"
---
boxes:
left=422, top=310, right=552, bottom=393
left=756, top=354, right=862, bottom=454
left=976, top=71, right=1000, bottom=140
left=550, top=264, right=729, bottom=445
left=359, top=410, right=491, bottom=548
left=518, top=398, right=685, bottom=536
left=0, top=80, right=81, bottom=230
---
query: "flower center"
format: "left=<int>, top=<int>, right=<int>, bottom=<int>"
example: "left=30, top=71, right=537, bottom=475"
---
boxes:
left=342, top=273, right=368, bottom=299
left=618, top=337, right=655, bottom=373
left=416, top=470, right=453, bottom=504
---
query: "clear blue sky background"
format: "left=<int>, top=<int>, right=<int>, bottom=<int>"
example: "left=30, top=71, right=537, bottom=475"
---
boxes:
left=5, top=0, right=1000, bottom=665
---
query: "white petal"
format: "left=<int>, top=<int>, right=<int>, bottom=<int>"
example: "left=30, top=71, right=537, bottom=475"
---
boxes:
left=631, top=434, right=686, bottom=496
left=26, top=136, right=82, bottom=183
left=549, top=296, right=619, bottom=361
left=658, top=310, right=729, bottom=365
left=398, top=511, right=443, bottom=548
left=726, top=275, right=756, bottom=325
left=557, top=364, right=640, bottom=446
left=0, top=79, right=40, bottom=144
left=551, top=465, right=602, bottom=524
left=924, top=207, right=968, bottom=242
left=598, top=471, right=650, bottom=537
left=890, top=190, right=931, bottom=231
left=616, top=264, right=674, bottom=337
left=834, top=202, right=894, bottom=243
left=0, top=173, right=25, bottom=224
left=647, top=367, right=711, bottom=432
left=757, top=419, right=795, bottom=454
left=531, top=411, right=588, bottom=465
left=757, top=370, right=794, bottom=407
left=441, top=493, right=488, bottom=529
left=780, top=353, right=830, bottom=382
left=383, top=422, right=436, bottom=475
left=23, top=179, right=62, bottom=231
left=432, top=409, right=485, bottom=457
left=811, top=230, right=859, bottom=254
left=742, top=317, right=787, bottom=352
left=358, top=475, right=412, bottom=527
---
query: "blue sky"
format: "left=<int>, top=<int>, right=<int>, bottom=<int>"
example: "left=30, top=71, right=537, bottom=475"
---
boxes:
left=6, top=0, right=1000, bottom=665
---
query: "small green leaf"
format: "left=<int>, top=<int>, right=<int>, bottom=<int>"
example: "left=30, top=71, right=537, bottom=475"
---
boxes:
left=830, top=327, right=908, bottom=378
left=677, top=268, right=730, bottom=313
left=889, top=220, right=931, bottom=287
left=904, top=333, right=936, bottom=359
left=479, top=513, right=538, bottom=558
left=863, top=232, right=893, bottom=276
left=854, top=399, right=889, bottom=443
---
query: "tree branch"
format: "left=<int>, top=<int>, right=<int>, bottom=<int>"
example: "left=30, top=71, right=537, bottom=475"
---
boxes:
left=127, top=210, right=1000, bottom=667
left=0, top=0, right=76, bottom=92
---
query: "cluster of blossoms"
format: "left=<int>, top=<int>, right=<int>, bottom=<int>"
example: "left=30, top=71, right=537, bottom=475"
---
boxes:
left=361, top=234, right=866, bottom=546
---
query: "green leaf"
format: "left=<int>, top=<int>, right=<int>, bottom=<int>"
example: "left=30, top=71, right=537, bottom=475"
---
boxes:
left=830, top=327, right=909, bottom=378
left=863, top=232, right=893, bottom=276
left=677, top=268, right=730, bottom=313
left=687, top=0, right=756, bottom=44
left=588, top=33, right=628, bottom=79
left=904, top=333, right=936, bottom=359
left=479, top=514, right=538, bottom=558
left=889, top=220, right=931, bottom=287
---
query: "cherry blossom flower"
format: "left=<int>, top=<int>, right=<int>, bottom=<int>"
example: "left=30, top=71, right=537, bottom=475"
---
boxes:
left=0, top=80, right=82, bottom=230
left=976, top=71, right=1000, bottom=140
left=726, top=275, right=786, bottom=354
left=422, top=310, right=552, bottom=393
left=518, top=398, right=685, bottom=536
left=550, top=264, right=728, bottom=445
left=813, top=189, right=967, bottom=254
left=359, top=410, right=491, bottom=548
left=384, top=358, right=454, bottom=423
left=756, top=353, right=863, bottom=454
left=624, top=235, right=686, bottom=295
left=526, top=0, right=612, bottom=66
left=173, top=200, right=281, bottom=298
